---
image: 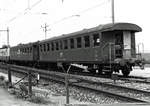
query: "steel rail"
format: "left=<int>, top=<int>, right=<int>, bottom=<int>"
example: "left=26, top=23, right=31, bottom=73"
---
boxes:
left=0, top=63, right=149, bottom=103
left=39, top=74, right=148, bottom=103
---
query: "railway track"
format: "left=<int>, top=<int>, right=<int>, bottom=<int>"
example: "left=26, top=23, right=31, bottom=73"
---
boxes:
left=0, top=62, right=148, bottom=83
left=64, top=67, right=150, bottom=84
left=72, top=78, right=150, bottom=102
left=0, top=63, right=149, bottom=103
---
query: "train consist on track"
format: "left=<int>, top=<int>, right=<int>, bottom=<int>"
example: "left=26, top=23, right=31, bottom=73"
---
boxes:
left=0, top=23, right=144, bottom=76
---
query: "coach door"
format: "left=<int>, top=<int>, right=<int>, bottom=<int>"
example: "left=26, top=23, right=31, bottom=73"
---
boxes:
left=33, top=45, right=39, bottom=61
left=115, top=31, right=123, bottom=58
left=123, top=31, right=132, bottom=59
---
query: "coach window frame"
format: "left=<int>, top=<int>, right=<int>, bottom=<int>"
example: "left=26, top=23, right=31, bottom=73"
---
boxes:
left=47, top=43, right=50, bottom=52
left=25, top=47, right=27, bottom=54
left=76, top=37, right=82, bottom=48
left=64, top=39, right=68, bottom=50
left=24, top=47, right=26, bottom=54
left=29, top=47, right=31, bottom=53
left=26, top=47, right=27, bottom=54
left=59, top=40, right=63, bottom=50
left=22, top=48, right=23, bottom=54
left=25, top=48, right=27, bottom=54
left=70, top=38, right=74, bottom=49
left=55, top=41, right=59, bottom=51
left=27, top=47, right=29, bottom=53
left=84, top=35, right=90, bottom=48
left=27, top=47, right=29, bottom=54
left=23, top=47, right=25, bottom=54
left=23, top=48, right=25, bottom=54
left=93, top=33, right=100, bottom=47
left=40, top=44, right=43, bottom=53
left=26, top=47, right=28, bottom=54
left=14, top=48, right=16, bottom=56
left=30, top=47, right=32, bottom=54
left=51, top=42, right=54, bottom=51
left=28, top=47, right=30, bottom=53
left=43, top=43, right=46, bottom=52
left=20, top=48, right=22, bottom=54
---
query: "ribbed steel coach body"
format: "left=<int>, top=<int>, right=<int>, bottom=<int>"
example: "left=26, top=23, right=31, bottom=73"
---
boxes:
left=9, top=42, right=39, bottom=65
left=1, top=23, right=142, bottom=76
left=38, top=23, right=142, bottom=76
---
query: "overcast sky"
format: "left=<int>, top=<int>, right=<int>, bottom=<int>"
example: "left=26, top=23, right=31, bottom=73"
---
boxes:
left=0, top=0, right=149, bottom=52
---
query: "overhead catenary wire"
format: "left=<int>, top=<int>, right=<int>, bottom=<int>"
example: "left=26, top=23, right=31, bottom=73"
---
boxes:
left=49, top=0, right=110, bottom=28
left=8, top=0, right=43, bottom=23
left=8, top=0, right=110, bottom=24
left=77, top=0, right=111, bottom=15
left=7, top=0, right=113, bottom=42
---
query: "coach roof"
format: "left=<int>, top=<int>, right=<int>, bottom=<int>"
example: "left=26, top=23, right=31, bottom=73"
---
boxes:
left=40, top=23, right=142, bottom=43
left=101, top=23, right=142, bottom=32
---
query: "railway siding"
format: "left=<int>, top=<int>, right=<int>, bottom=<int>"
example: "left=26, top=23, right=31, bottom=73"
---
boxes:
left=71, top=74, right=150, bottom=93
left=0, top=64, right=150, bottom=104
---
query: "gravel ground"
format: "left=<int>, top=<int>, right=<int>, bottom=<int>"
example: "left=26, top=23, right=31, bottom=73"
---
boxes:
left=39, top=80, right=125, bottom=104
left=71, top=71, right=150, bottom=93
left=1, top=66, right=150, bottom=105
left=0, top=84, right=58, bottom=106
left=72, top=81, right=150, bottom=102
left=0, top=69, right=127, bottom=104
left=0, top=70, right=91, bottom=105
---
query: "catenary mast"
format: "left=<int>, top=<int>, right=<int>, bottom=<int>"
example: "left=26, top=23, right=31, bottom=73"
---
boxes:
left=112, top=0, right=115, bottom=24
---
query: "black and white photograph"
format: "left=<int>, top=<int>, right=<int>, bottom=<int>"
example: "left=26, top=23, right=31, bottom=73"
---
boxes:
left=0, top=0, right=150, bottom=106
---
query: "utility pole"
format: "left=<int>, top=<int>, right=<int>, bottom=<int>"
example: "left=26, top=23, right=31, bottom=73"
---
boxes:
left=0, top=27, right=10, bottom=47
left=41, top=23, right=50, bottom=39
left=57, top=63, right=71, bottom=105
left=112, top=0, right=115, bottom=24
left=7, top=27, right=9, bottom=47
left=28, top=70, right=32, bottom=97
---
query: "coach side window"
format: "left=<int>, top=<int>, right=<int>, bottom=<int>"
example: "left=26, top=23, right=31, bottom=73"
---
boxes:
left=27, top=47, right=29, bottom=53
left=84, top=36, right=90, bottom=47
left=26, top=48, right=28, bottom=53
left=24, top=48, right=27, bottom=53
left=40, top=45, right=42, bottom=52
left=60, top=41, right=63, bottom=50
left=51, top=42, right=54, bottom=51
left=43, top=44, right=46, bottom=52
left=47, top=43, right=50, bottom=51
left=22, top=48, right=24, bottom=54
left=30, top=47, right=32, bottom=53
left=77, top=37, right=82, bottom=48
left=28, top=48, right=30, bottom=53
left=56, top=42, right=59, bottom=50
left=70, top=38, right=74, bottom=49
left=93, top=33, right=100, bottom=46
left=64, top=40, right=68, bottom=49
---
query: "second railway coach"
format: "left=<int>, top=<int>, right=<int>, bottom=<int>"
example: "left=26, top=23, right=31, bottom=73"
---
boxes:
left=38, top=23, right=142, bottom=76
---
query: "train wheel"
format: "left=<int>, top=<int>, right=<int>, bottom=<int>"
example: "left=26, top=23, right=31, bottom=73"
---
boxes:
left=105, top=71, right=113, bottom=76
left=121, top=65, right=131, bottom=77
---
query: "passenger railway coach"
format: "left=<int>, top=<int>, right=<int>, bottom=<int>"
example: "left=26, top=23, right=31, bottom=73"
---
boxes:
left=9, top=42, right=39, bottom=65
left=0, top=23, right=144, bottom=76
